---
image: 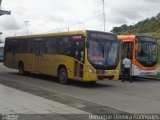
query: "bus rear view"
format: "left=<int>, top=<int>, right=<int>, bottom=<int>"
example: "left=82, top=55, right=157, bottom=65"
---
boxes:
left=118, top=35, right=158, bottom=77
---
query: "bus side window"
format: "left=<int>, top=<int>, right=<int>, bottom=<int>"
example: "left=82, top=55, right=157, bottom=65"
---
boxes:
left=58, top=38, right=64, bottom=54
left=73, top=36, right=85, bottom=62
left=11, top=41, right=17, bottom=54
left=42, top=40, right=46, bottom=54
left=30, top=40, right=34, bottom=53
left=25, top=39, right=32, bottom=53
left=52, top=38, right=59, bottom=54
left=29, top=39, right=34, bottom=53
left=63, top=37, right=72, bottom=55
left=5, top=40, right=10, bottom=52
left=45, top=40, right=51, bottom=54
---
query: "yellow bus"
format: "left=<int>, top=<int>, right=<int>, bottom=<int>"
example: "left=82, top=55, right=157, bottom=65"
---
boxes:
left=4, top=30, right=120, bottom=84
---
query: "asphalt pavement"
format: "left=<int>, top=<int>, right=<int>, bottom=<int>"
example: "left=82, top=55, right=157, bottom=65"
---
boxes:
left=0, top=63, right=160, bottom=114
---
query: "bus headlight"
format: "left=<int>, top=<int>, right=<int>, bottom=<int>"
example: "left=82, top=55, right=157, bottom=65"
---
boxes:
left=112, top=70, right=119, bottom=74
left=87, top=65, right=95, bottom=74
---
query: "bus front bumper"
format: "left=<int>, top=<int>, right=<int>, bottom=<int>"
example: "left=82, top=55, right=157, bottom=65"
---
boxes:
left=132, top=65, right=158, bottom=76
left=97, top=75, right=115, bottom=80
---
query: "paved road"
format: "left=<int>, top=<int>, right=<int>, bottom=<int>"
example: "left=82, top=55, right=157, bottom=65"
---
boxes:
left=0, top=63, right=160, bottom=113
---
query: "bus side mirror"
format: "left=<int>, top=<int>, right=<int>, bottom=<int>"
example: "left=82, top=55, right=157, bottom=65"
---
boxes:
left=86, top=41, right=89, bottom=48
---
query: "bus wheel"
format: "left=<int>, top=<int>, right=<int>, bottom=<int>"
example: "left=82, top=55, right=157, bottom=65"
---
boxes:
left=58, top=67, right=68, bottom=84
left=18, top=63, right=24, bottom=75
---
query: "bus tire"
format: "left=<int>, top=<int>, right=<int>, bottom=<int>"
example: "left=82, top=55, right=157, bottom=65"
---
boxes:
left=58, top=67, right=68, bottom=84
left=18, top=62, right=24, bottom=75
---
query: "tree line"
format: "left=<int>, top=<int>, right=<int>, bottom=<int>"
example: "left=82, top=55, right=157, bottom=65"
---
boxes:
left=111, top=13, right=160, bottom=34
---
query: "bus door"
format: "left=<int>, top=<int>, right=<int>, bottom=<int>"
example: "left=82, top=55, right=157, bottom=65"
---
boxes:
left=120, top=41, right=133, bottom=74
left=73, top=36, right=85, bottom=79
left=33, top=39, right=42, bottom=72
left=10, top=41, right=17, bottom=67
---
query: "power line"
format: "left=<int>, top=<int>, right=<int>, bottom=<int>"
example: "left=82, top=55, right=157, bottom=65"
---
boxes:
left=51, top=13, right=103, bottom=32
left=50, top=7, right=160, bottom=32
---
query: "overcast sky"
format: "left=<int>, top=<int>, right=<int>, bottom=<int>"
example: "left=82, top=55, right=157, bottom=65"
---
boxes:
left=0, top=0, right=160, bottom=40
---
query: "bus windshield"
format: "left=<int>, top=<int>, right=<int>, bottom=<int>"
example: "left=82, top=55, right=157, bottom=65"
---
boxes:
left=87, top=32, right=119, bottom=70
left=136, top=36, right=158, bottom=66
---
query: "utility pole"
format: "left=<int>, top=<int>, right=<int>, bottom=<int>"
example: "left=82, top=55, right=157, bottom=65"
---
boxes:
left=24, top=21, right=29, bottom=35
left=102, top=0, right=106, bottom=32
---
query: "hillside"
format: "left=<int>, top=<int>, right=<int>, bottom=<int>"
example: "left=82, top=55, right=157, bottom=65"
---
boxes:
left=111, top=13, right=160, bottom=34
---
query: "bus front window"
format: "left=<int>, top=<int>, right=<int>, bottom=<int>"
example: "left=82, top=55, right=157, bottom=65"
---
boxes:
left=88, top=39, right=119, bottom=70
left=136, top=37, right=158, bottom=67
left=88, top=40, right=104, bottom=65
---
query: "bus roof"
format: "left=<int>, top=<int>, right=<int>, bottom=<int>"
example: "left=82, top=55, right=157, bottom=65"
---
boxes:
left=6, top=30, right=116, bottom=39
left=118, top=35, right=157, bottom=41
left=118, top=35, right=136, bottom=40
left=6, top=30, right=86, bottom=39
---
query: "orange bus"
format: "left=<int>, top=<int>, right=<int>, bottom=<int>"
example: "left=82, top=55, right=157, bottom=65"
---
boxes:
left=118, top=35, right=158, bottom=77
